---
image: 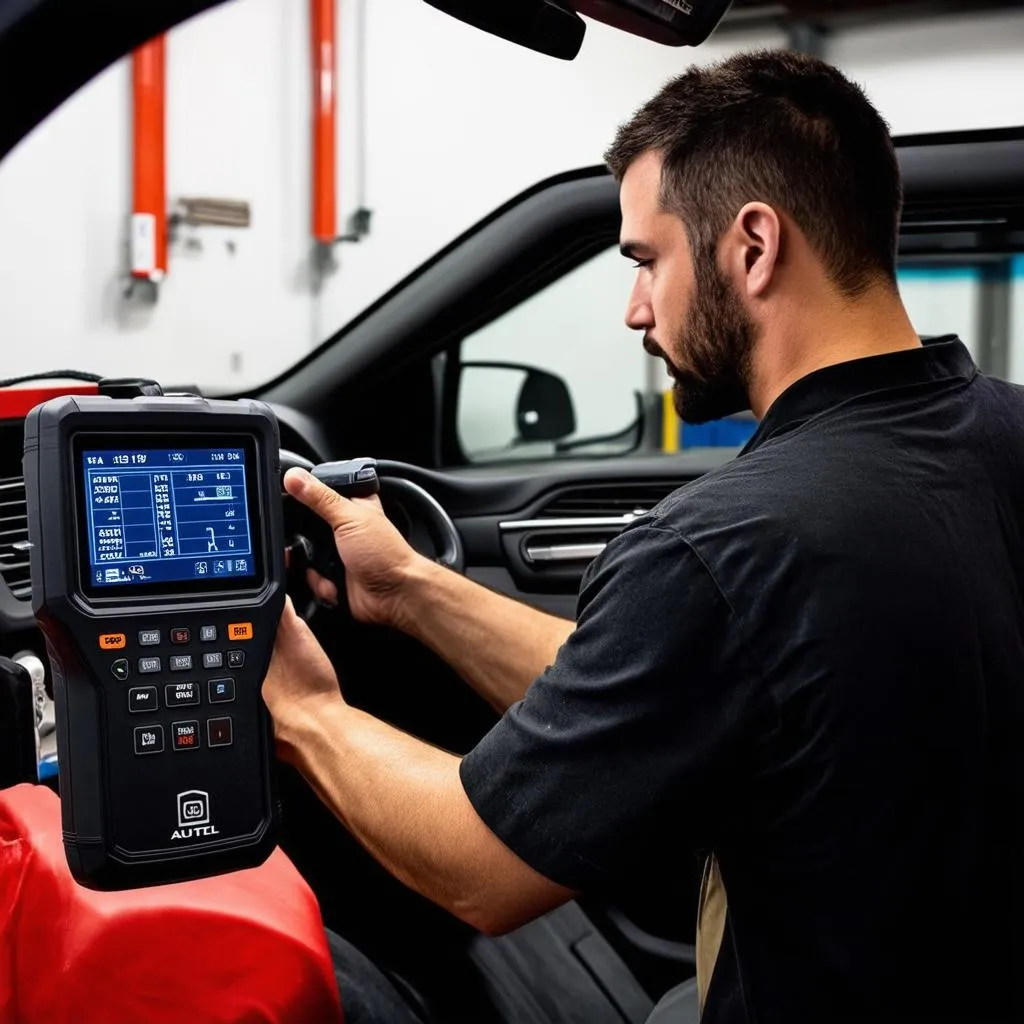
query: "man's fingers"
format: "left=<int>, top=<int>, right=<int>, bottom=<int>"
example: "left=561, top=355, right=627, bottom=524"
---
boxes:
left=284, top=467, right=355, bottom=531
left=307, top=568, right=339, bottom=606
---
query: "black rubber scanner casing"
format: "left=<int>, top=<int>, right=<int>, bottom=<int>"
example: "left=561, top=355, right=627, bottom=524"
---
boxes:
left=23, top=395, right=285, bottom=890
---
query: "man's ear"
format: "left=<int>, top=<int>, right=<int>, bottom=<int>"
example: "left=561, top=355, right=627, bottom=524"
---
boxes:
left=724, top=202, right=781, bottom=300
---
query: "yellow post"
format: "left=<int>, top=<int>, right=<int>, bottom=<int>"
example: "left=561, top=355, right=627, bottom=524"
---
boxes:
left=662, top=390, right=679, bottom=453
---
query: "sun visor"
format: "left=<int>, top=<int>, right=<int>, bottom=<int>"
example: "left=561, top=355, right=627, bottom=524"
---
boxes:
left=422, top=0, right=733, bottom=59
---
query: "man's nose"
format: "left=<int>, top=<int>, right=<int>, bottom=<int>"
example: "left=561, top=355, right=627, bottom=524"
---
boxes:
left=625, top=279, right=653, bottom=332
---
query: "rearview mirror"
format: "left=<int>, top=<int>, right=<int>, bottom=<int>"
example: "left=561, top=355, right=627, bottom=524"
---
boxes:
left=421, top=0, right=586, bottom=61
left=422, top=0, right=734, bottom=59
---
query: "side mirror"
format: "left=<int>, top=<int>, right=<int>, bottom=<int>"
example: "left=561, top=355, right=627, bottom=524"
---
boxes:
left=516, top=367, right=576, bottom=442
left=458, top=362, right=577, bottom=455
left=456, top=361, right=644, bottom=462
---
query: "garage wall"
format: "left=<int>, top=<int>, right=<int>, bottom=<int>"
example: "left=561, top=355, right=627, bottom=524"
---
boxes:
left=0, top=0, right=778, bottom=393
left=0, top=1, right=1022, bottom=398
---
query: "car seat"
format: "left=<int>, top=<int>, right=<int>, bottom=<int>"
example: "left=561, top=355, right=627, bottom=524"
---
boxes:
left=0, top=783, right=343, bottom=1024
left=645, top=978, right=699, bottom=1024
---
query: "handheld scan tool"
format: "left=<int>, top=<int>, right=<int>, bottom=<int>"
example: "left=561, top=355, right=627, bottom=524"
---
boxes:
left=24, top=396, right=285, bottom=889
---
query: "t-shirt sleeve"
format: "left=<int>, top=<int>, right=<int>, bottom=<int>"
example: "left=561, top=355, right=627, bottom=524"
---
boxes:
left=459, top=522, right=752, bottom=894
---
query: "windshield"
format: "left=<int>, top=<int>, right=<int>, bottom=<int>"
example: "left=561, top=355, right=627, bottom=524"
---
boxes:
left=1, top=2, right=1023, bottom=394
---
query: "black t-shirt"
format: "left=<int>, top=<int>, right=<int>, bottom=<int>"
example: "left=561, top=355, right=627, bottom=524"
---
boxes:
left=460, top=337, right=1024, bottom=1023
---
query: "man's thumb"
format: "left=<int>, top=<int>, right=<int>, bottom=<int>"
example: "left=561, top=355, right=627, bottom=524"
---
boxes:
left=283, top=467, right=354, bottom=531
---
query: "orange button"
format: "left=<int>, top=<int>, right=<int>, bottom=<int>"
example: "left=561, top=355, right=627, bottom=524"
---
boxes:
left=227, top=622, right=253, bottom=641
left=99, top=633, right=127, bottom=651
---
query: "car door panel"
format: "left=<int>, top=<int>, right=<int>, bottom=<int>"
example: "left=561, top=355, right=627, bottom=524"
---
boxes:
left=378, top=452, right=734, bottom=607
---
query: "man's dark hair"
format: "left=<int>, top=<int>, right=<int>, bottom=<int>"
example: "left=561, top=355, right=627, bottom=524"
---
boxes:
left=605, top=50, right=902, bottom=296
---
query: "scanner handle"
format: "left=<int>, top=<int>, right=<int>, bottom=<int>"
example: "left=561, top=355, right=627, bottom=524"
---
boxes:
left=311, top=458, right=380, bottom=499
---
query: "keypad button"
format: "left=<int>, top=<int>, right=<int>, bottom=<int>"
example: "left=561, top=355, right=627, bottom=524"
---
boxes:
left=133, top=725, right=164, bottom=755
left=227, top=650, right=245, bottom=669
left=111, top=658, right=130, bottom=681
left=227, top=622, right=253, bottom=642
left=128, top=686, right=158, bottom=713
left=207, top=717, right=233, bottom=748
left=138, top=656, right=161, bottom=675
left=199, top=625, right=218, bottom=643
left=203, top=651, right=224, bottom=670
left=169, top=654, right=193, bottom=672
left=138, top=630, right=161, bottom=646
left=208, top=678, right=235, bottom=704
left=170, top=627, right=191, bottom=645
left=165, top=682, right=200, bottom=707
left=172, top=721, right=200, bottom=751
left=99, top=633, right=126, bottom=651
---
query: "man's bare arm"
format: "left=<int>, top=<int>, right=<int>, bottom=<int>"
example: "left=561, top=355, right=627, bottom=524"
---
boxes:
left=264, top=606, right=574, bottom=935
left=393, top=558, right=574, bottom=712
left=287, top=467, right=574, bottom=713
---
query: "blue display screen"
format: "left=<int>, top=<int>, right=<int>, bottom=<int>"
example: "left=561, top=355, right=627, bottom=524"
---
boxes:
left=82, top=445, right=258, bottom=589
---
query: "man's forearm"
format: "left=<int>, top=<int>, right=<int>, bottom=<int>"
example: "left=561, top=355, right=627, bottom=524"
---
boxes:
left=284, top=700, right=572, bottom=935
left=393, top=558, right=574, bottom=712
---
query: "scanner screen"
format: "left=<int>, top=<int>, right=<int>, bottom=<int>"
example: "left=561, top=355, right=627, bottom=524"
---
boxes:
left=80, top=444, right=260, bottom=590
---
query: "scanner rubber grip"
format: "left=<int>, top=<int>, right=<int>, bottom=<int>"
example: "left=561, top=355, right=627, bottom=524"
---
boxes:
left=306, top=459, right=380, bottom=590
left=311, top=458, right=380, bottom=499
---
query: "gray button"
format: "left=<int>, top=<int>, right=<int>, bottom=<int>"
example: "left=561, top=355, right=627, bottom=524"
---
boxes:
left=169, top=654, right=193, bottom=672
left=203, top=651, right=223, bottom=670
left=200, top=625, right=218, bottom=642
left=138, top=630, right=161, bottom=646
left=138, top=656, right=161, bottom=674
left=227, top=650, right=245, bottom=669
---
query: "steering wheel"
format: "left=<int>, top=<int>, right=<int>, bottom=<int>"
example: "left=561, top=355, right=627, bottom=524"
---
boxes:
left=280, top=450, right=465, bottom=619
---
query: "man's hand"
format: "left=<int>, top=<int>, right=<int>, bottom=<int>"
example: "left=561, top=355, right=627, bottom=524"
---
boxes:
left=263, top=597, right=345, bottom=762
left=284, top=467, right=424, bottom=628
left=285, top=465, right=574, bottom=714
left=263, top=599, right=575, bottom=934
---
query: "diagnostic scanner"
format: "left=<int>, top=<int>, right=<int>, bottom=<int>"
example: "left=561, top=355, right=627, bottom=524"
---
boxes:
left=23, top=395, right=285, bottom=890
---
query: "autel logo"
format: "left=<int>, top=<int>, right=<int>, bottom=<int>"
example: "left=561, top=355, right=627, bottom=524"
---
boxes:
left=170, top=789, right=221, bottom=841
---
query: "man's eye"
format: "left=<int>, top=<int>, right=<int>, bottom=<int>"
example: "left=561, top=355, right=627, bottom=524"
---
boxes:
left=632, top=259, right=652, bottom=269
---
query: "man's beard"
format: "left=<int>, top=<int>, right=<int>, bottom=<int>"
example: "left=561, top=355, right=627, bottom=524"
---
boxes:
left=646, top=252, right=756, bottom=425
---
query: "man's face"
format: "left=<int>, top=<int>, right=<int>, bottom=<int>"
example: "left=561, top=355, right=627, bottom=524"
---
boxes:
left=619, top=151, right=756, bottom=424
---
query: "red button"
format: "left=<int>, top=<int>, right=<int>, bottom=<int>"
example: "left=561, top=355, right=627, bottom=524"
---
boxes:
left=172, top=721, right=200, bottom=751
left=170, top=627, right=191, bottom=644
left=207, top=717, right=233, bottom=748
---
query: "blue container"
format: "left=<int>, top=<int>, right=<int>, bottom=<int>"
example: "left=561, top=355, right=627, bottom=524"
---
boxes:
left=680, top=416, right=757, bottom=449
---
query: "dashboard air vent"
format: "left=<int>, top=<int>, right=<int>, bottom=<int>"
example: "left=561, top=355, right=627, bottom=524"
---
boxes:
left=0, top=476, right=31, bottom=601
left=539, top=482, right=679, bottom=518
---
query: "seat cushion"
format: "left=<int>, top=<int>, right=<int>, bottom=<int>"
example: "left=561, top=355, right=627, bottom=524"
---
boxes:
left=646, top=979, right=699, bottom=1024
left=0, top=783, right=343, bottom=1024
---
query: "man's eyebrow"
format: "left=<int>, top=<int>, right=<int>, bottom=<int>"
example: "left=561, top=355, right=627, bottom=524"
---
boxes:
left=619, top=241, right=646, bottom=260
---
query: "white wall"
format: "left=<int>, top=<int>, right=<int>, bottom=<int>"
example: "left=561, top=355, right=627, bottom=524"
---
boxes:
left=0, top=0, right=776, bottom=392
left=827, top=8, right=1024, bottom=135
left=897, top=270, right=981, bottom=357
left=1, top=2, right=1023, bottom=397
